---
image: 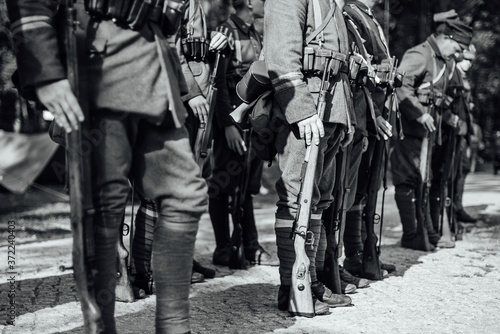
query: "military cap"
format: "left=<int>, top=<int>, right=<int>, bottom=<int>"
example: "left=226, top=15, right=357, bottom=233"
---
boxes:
left=433, top=9, right=458, bottom=22
left=444, top=19, right=473, bottom=50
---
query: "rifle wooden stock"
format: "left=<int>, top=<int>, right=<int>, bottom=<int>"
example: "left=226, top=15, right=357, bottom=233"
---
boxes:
left=65, top=1, right=101, bottom=331
left=439, top=126, right=458, bottom=243
left=362, top=89, right=396, bottom=280
left=115, top=221, right=135, bottom=302
left=289, top=60, right=331, bottom=317
left=415, top=104, right=435, bottom=252
left=323, top=144, right=350, bottom=294
left=289, top=141, right=319, bottom=317
left=194, top=53, right=221, bottom=171
left=229, top=129, right=252, bottom=269
left=361, top=137, right=384, bottom=280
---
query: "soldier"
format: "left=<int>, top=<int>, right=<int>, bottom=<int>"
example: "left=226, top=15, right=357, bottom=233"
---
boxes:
left=428, top=14, right=474, bottom=247
left=6, top=0, right=207, bottom=333
left=341, top=0, right=396, bottom=278
left=452, top=46, right=479, bottom=225
left=265, top=0, right=355, bottom=314
left=208, top=0, right=272, bottom=267
left=392, top=16, right=472, bottom=251
left=130, top=0, right=228, bottom=294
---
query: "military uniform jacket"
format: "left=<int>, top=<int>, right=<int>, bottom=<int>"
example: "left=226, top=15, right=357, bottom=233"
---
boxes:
left=213, top=14, right=262, bottom=130
left=264, top=0, right=355, bottom=127
left=345, top=2, right=390, bottom=122
left=174, top=0, right=211, bottom=103
left=7, top=0, right=188, bottom=128
left=397, top=35, right=451, bottom=138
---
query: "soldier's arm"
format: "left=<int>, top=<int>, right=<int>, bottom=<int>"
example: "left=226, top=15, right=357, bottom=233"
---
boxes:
left=396, top=48, right=428, bottom=122
left=7, top=0, right=83, bottom=132
left=264, top=0, right=323, bottom=145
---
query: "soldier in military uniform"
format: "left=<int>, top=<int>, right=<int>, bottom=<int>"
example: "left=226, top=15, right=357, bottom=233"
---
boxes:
left=340, top=0, right=396, bottom=278
left=130, top=0, right=228, bottom=293
left=6, top=0, right=207, bottom=332
left=392, top=17, right=472, bottom=251
left=265, top=0, right=355, bottom=314
left=208, top=0, right=272, bottom=267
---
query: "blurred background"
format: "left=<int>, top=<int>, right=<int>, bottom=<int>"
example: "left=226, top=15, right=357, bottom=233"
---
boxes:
left=1, top=0, right=500, bottom=195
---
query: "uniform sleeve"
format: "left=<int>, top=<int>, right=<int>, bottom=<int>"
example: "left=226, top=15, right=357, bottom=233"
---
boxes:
left=396, top=48, right=428, bottom=121
left=6, top=0, right=66, bottom=99
left=175, top=3, right=204, bottom=103
left=264, top=0, right=316, bottom=124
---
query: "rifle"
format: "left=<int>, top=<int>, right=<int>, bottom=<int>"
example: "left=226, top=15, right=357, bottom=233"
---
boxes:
left=228, top=129, right=252, bottom=269
left=194, top=51, right=221, bottom=171
left=361, top=58, right=398, bottom=280
left=64, top=0, right=101, bottom=331
left=438, top=121, right=458, bottom=245
left=414, top=94, right=435, bottom=252
left=322, top=143, right=350, bottom=294
left=115, top=215, right=135, bottom=302
left=289, top=57, right=332, bottom=317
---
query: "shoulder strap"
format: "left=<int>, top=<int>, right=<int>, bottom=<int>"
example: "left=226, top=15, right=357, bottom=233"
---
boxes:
left=227, top=18, right=242, bottom=64
left=186, top=0, right=207, bottom=38
left=348, top=4, right=385, bottom=61
left=305, top=0, right=336, bottom=46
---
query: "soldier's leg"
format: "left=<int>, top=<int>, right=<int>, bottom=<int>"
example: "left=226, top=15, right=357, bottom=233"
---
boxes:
left=90, top=111, right=138, bottom=333
left=391, top=135, right=432, bottom=250
left=207, top=134, right=234, bottom=266
left=131, top=199, right=156, bottom=294
left=130, top=120, right=207, bottom=334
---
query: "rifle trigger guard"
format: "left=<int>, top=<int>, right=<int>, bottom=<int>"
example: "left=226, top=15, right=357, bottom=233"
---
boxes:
left=122, top=223, right=130, bottom=236
left=305, top=231, right=315, bottom=249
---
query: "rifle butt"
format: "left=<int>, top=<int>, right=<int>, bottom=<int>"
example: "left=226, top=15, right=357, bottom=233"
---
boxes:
left=323, top=226, right=342, bottom=294
left=361, top=237, right=383, bottom=280
left=440, top=206, right=455, bottom=244
left=289, top=237, right=314, bottom=317
left=115, top=233, right=135, bottom=303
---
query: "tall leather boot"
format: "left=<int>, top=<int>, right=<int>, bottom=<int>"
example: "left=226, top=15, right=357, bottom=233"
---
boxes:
left=426, top=197, right=441, bottom=246
left=342, top=206, right=363, bottom=275
left=209, top=193, right=231, bottom=265
left=153, top=219, right=198, bottom=334
left=395, top=186, right=433, bottom=251
left=131, top=200, right=156, bottom=295
left=93, top=213, right=124, bottom=334
left=274, top=219, right=295, bottom=311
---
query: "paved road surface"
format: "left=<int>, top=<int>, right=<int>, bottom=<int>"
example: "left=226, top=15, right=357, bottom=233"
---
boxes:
left=1, top=164, right=499, bottom=333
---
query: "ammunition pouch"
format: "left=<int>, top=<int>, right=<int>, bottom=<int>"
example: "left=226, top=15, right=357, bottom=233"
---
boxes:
left=84, top=0, right=186, bottom=37
left=374, top=63, right=390, bottom=86
left=181, top=37, right=209, bottom=61
left=302, top=47, right=347, bottom=76
left=348, top=53, right=364, bottom=83
left=416, top=89, right=453, bottom=108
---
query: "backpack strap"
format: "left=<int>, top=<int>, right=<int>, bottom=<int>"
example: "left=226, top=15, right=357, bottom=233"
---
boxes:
left=305, top=0, right=336, bottom=46
left=227, top=18, right=242, bottom=64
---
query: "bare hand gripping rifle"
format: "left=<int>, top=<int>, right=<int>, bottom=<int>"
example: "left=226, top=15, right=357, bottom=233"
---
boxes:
left=194, top=51, right=222, bottom=171
left=289, top=56, right=333, bottom=317
left=65, top=0, right=101, bottom=331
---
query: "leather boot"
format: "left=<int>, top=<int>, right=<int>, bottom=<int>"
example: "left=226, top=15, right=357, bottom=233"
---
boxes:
left=426, top=198, right=441, bottom=246
left=343, top=207, right=364, bottom=259
left=209, top=194, right=231, bottom=265
left=93, top=213, right=124, bottom=334
left=153, top=219, right=198, bottom=334
left=395, top=186, right=434, bottom=251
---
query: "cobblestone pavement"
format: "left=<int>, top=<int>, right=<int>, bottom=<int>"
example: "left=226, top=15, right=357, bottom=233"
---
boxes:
left=1, top=164, right=499, bottom=334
